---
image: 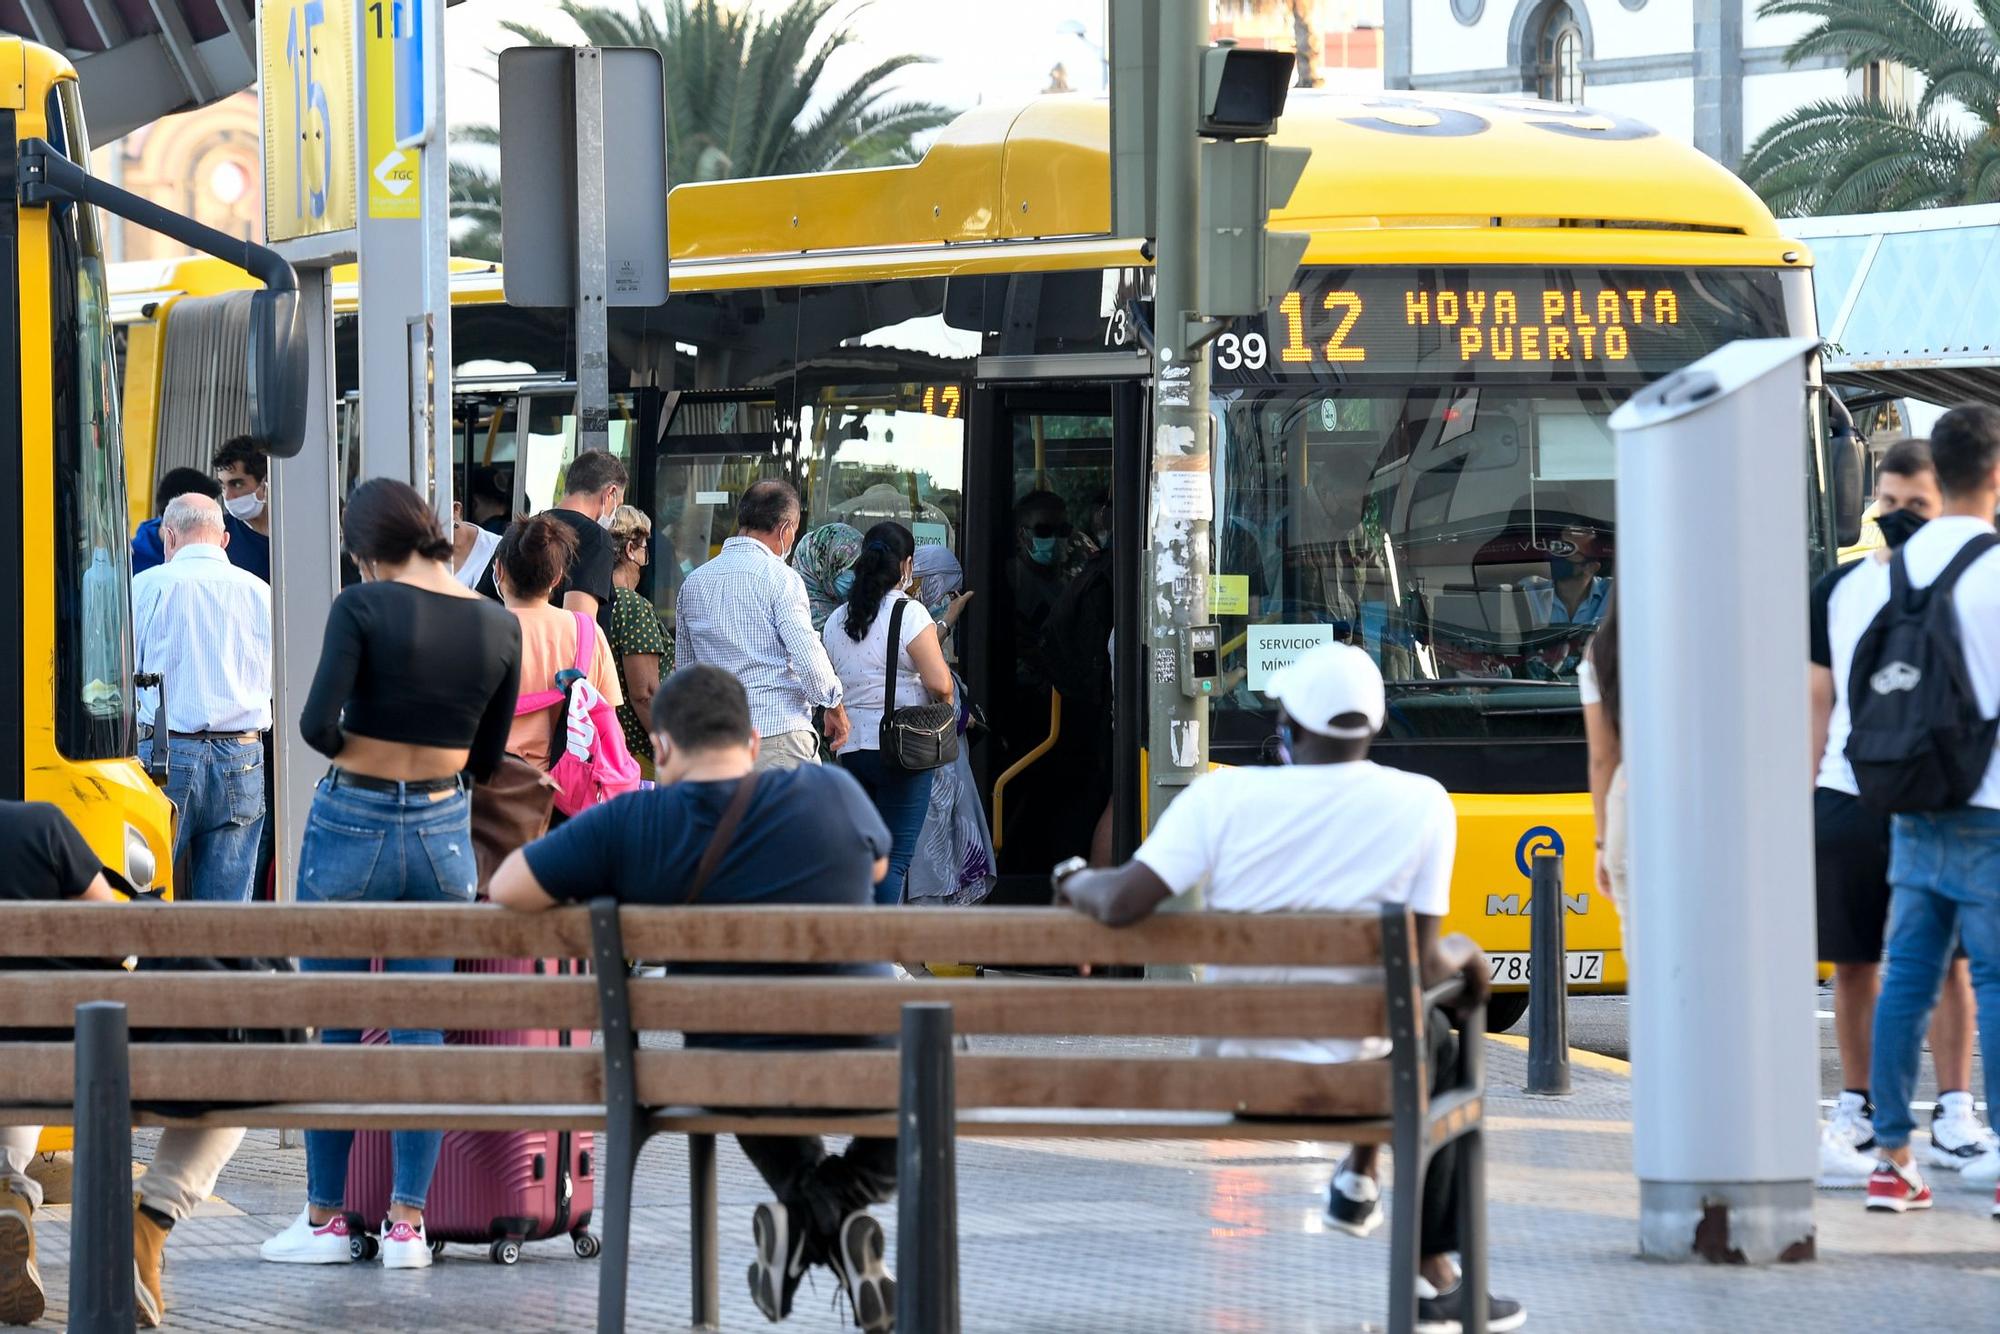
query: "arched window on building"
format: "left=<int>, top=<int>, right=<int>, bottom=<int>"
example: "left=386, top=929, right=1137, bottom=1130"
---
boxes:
left=1536, top=3, right=1584, bottom=104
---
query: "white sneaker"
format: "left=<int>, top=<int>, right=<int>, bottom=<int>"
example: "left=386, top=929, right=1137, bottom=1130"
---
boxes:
left=1324, top=1162, right=1383, bottom=1237
left=1817, top=1122, right=1877, bottom=1188
left=1928, top=1092, right=1997, bottom=1170
left=1827, top=1090, right=1876, bottom=1153
left=379, top=1218, right=433, bottom=1270
left=260, top=1209, right=354, bottom=1264
left=1959, top=1144, right=2000, bottom=1187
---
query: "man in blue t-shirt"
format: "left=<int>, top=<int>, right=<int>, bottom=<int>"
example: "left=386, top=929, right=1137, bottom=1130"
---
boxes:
left=492, top=666, right=897, bottom=1333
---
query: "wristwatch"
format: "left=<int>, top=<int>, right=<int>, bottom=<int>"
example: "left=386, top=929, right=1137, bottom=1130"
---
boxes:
left=1050, top=856, right=1089, bottom=896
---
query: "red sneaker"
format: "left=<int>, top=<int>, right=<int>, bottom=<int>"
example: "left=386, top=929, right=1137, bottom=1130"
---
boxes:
left=1866, top=1158, right=1933, bottom=1212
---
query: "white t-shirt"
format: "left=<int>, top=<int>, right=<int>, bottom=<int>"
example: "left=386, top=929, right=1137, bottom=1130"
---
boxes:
left=1134, top=761, right=1458, bottom=1064
left=453, top=525, right=501, bottom=590
left=824, top=594, right=936, bottom=756
left=1821, top=515, right=2000, bottom=807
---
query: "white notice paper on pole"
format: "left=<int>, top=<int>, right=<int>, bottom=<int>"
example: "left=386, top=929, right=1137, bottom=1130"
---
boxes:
left=1154, top=472, right=1213, bottom=522
left=1247, top=624, right=1337, bottom=692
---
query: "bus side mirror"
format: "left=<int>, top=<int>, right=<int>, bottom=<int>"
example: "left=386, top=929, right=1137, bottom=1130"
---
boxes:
left=248, top=287, right=309, bottom=459
left=1831, top=426, right=1865, bottom=549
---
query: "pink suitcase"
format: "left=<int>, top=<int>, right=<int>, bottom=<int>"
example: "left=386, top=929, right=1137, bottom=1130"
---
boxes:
left=345, top=958, right=598, bottom=1265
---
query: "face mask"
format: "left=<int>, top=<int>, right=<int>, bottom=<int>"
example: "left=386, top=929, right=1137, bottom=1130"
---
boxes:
left=225, top=490, right=265, bottom=521
left=1549, top=556, right=1580, bottom=581
left=1095, top=528, right=1113, bottom=549
left=598, top=508, right=616, bottom=530
left=1028, top=535, right=1060, bottom=566
left=832, top=570, right=856, bottom=598
left=1875, top=507, right=1927, bottom=549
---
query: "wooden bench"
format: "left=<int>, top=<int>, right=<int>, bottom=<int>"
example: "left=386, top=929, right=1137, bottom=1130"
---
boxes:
left=0, top=901, right=1489, bottom=1334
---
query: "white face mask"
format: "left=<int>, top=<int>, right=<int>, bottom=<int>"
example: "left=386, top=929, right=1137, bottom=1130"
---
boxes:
left=225, top=490, right=265, bottom=521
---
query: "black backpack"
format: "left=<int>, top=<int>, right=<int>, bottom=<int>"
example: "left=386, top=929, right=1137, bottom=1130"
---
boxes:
left=1845, top=532, right=2000, bottom=813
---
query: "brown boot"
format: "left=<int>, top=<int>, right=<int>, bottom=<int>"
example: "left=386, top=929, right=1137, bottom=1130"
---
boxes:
left=133, top=1197, right=168, bottom=1327
left=0, top=1187, right=43, bottom=1326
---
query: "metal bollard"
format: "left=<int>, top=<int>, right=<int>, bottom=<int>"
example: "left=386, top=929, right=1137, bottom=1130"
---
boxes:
left=1526, top=852, right=1571, bottom=1096
left=896, top=1002, right=960, bottom=1334
left=69, top=1001, right=136, bottom=1333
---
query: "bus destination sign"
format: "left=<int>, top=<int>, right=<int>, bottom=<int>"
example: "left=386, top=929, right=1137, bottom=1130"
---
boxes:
left=1210, top=267, right=1788, bottom=381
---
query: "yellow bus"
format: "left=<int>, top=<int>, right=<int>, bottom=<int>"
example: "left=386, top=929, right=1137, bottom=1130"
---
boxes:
left=9, top=36, right=304, bottom=1153
left=115, top=93, right=1839, bottom=1028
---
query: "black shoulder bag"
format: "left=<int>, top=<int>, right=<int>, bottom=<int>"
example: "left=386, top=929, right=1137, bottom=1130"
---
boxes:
left=879, top=598, right=958, bottom=771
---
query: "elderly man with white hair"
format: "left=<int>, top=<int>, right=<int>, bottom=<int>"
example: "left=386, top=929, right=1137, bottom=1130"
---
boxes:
left=131, top=491, right=273, bottom=901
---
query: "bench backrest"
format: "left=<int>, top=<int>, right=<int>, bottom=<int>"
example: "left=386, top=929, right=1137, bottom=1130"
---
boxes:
left=0, top=903, right=1422, bottom=1119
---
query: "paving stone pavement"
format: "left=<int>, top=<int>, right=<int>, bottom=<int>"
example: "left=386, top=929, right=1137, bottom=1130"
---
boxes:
left=17, top=1040, right=1999, bottom=1332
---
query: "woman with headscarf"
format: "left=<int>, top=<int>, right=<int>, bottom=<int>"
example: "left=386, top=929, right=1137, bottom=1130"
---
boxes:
left=902, top=544, right=994, bottom=906
left=910, top=544, right=974, bottom=660
left=791, top=522, right=864, bottom=633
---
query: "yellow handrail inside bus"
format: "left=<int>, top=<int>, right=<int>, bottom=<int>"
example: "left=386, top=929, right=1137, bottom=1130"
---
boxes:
left=990, top=688, right=1061, bottom=850
left=480, top=410, right=503, bottom=465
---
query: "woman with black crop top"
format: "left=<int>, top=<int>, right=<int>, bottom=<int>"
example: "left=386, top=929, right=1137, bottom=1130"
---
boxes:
left=261, top=479, right=521, bottom=1273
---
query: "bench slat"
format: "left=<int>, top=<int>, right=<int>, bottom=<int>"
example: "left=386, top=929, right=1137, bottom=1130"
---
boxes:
left=0, top=973, right=1386, bottom=1039
left=635, top=1051, right=1391, bottom=1118
left=0, top=903, right=1382, bottom=967
left=7, top=1044, right=602, bottom=1105
left=6, top=1044, right=1389, bottom=1118
left=0, top=1105, right=1394, bottom=1143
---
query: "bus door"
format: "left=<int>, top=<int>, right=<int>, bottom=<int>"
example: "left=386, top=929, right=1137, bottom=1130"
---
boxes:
left=964, top=380, right=1145, bottom=904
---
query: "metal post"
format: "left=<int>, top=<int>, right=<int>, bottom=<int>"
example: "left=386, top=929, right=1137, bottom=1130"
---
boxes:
left=572, top=47, right=610, bottom=458
left=687, top=1133, right=718, bottom=1331
left=69, top=1002, right=134, bottom=1333
left=1144, top=0, right=1212, bottom=834
left=587, top=899, right=647, bottom=1333
left=1610, top=340, right=1821, bottom=1264
left=895, top=1003, right=959, bottom=1334
left=1526, top=852, right=1570, bottom=1096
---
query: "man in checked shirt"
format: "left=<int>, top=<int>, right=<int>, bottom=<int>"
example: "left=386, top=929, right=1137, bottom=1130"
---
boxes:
left=677, top=479, right=852, bottom=771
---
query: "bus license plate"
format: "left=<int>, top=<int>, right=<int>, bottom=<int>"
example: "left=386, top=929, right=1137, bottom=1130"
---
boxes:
left=1488, top=951, right=1603, bottom=986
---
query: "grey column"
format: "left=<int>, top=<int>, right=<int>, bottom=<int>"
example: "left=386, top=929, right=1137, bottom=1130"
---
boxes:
left=269, top=266, right=341, bottom=900
left=1609, top=339, right=1821, bottom=1264
left=1383, top=0, right=1412, bottom=90
left=1692, top=0, right=1744, bottom=168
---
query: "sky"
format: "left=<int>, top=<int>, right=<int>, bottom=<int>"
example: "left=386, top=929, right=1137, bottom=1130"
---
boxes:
left=442, top=0, right=1114, bottom=136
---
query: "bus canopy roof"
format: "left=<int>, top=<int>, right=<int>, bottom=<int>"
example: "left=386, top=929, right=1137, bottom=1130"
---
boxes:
left=1787, top=205, right=2000, bottom=405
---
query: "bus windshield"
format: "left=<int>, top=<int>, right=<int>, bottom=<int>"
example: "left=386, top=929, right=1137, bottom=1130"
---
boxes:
left=1212, top=384, right=1624, bottom=743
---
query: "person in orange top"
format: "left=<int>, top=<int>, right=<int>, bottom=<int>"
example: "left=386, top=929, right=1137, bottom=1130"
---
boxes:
left=494, top=514, right=624, bottom=769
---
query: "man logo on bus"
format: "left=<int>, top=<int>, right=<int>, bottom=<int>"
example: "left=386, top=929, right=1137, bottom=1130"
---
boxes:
left=1870, top=662, right=1921, bottom=695
left=1515, top=825, right=1564, bottom=879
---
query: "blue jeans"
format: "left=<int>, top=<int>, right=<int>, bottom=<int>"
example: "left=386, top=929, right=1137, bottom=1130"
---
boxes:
left=840, top=749, right=935, bottom=906
left=140, top=734, right=265, bottom=902
left=1870, top=807, right=2000, bottom=1151
left=296, top=772, right=478, bottom=1211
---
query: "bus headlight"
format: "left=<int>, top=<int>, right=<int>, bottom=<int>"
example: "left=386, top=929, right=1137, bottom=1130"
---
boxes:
left=124, top=823, right=157, bottom=890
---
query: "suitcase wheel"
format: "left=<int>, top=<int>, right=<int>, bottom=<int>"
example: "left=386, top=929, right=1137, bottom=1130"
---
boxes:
left=430, top=1240, right=446, bottom=1259
left=573, top=1232, right=601, bottom=1259
left=352, top=1234, right=379, bottom=1262
left=490, top=1240, right=522, bottom=1266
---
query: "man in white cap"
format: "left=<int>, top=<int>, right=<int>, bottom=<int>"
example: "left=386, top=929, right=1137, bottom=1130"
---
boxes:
left=1054, top=642, right=1520, bottom=1334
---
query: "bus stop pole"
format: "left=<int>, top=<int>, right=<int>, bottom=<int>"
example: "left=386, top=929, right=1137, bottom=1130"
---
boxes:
left=1145, top=0, right=1212, bottom=832
left=1608, top=339, right=1820, bottom=1263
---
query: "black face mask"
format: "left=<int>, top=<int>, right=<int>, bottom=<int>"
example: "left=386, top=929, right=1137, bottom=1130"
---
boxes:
left=1876, top=507, right=1928, bottom=549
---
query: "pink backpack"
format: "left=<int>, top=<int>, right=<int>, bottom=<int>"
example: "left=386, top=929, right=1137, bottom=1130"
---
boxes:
left=514, top=610, right=643, bottom=817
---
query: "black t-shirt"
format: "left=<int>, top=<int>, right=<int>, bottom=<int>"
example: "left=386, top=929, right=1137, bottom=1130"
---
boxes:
left=1810, top=559, right=1867, bottom=669
left=524, top=765, right=893, bottom=1047
left=298, top=581, right=524, bottom=781
left=544, top=508, right=618, bottom=632
left=0, top=800, right=112, bottom=979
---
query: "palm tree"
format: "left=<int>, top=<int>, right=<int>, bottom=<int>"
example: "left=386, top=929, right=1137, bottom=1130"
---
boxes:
left=449, top=0, right=955, bottom=260
left=1739, top=0, right=2000, bottom=216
